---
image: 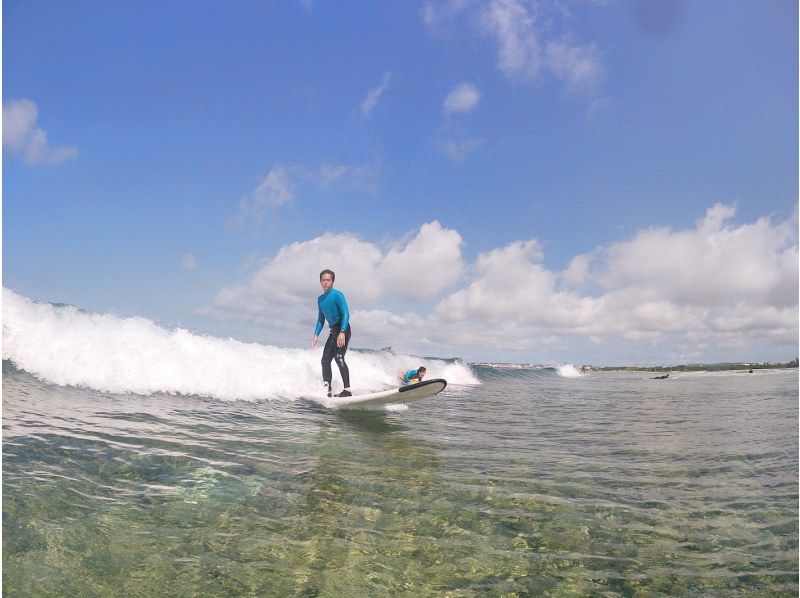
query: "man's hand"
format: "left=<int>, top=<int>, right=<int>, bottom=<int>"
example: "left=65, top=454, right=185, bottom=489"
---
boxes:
left=312, top=335, right=318, bottom=348
left=337, top=332, right=345, bottom=348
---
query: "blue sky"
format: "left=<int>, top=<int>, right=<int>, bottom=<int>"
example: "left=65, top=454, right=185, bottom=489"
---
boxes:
left=4, top=0, right=798, bottom=364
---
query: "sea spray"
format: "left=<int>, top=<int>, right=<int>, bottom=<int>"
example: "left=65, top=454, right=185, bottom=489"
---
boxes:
left=556, top=363, right=584, bottom=378
left=2, top=288, right=478, bottom=402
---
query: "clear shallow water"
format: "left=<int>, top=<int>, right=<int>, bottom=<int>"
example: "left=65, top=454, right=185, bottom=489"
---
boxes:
left=3, top=363, right=798, bottom=595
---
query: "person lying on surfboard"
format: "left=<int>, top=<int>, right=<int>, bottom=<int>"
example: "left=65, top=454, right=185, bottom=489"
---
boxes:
left=401, top=366, right=427, bottom=385
left=311, top=269, right=352, bottom=398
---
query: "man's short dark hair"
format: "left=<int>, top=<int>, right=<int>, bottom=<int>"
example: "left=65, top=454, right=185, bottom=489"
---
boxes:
left=418, top=366, right=427, bottom=372
left=320, top=269, right=335, bottom=281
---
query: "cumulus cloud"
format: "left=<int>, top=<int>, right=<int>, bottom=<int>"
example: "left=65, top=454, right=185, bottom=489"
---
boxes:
left=212, top=205, right=797, bottom=361
left=434, top=238, right=603, bottom=340
left=353, top=308, right=432, bottom=349
left=589, top=203, right=798, bottom=308
left=494, top=203, right=793, bottom=350
left=444, top=83, right=481, bottom=115
left=564, top=204, right=797, bottom=344
left=424, top=206, right=797, bottom=353
left=214, top=221, right=464, bottom=314
left=3, top=99, right=78, bottom=165
left=562, top=253, right=592, bottom=286
left=361, top=71, right=392, bottom=118
left=215, top=232, right=383, bottom=314
left=377, top=222, right=465, bottom=301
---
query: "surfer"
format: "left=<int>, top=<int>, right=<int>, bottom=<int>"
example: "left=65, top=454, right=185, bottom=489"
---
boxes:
left=311, top=269, right=352, bottom=398
left=402, top=366, right=427, bottom=385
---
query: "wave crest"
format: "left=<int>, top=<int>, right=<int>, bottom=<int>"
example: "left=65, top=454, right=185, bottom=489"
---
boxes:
left=2, top=289, right=478, bottom=402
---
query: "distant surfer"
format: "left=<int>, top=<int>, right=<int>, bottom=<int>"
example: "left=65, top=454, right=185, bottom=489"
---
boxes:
left=311, top=269, right=352, bottom=398
left=401, top=366, right=427, bottom=385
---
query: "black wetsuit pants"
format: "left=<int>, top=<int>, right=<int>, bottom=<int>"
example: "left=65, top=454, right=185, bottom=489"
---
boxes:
left=321, top=325, right=351, bottom=388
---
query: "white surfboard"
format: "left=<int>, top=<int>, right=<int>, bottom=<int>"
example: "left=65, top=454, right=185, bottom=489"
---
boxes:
left=326, top=378, right=447, bottom=410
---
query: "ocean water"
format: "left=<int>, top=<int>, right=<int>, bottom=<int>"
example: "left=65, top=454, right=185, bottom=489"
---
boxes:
left=3, top=292, right=799, bottom=595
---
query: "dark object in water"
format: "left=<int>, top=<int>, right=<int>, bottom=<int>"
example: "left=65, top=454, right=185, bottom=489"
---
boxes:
left=653, top=374, right=669, bottom=379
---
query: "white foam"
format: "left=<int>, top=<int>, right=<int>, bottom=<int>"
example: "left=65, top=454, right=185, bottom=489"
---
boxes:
left=556, top=363, right=583, bottom=378
left=2, top=289, right=479, bottom=402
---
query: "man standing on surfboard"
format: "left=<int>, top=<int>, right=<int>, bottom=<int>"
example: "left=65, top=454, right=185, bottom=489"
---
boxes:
left=311, top=269, right=352, bottom=398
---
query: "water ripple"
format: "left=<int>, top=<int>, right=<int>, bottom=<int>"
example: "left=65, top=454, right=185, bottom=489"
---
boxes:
left=3, top=367, right=797, bottom=595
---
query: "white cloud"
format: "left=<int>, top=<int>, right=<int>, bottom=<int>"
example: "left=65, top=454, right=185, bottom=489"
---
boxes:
left=235, top=168, right=294, bottom=226
left=377, top=222, right=465, bottom=301
left=480, top=0, right=604, bottom=92
left=481, top=0, right=542, bottom=81
left=212, top=205, right=798, bottom=362
left=434, top=238, right=603, bottom=337
left=233, top=162, right=380, bottom=228
left=361, top=71, right=392, bottom=118
left=3, top=99, right=78, bottom=165
left=444, top=83, right=481, bottom=115
left=318, top=162, right=379, bottom=195
left=591, top=203, right=798, bottom=308
left=3, top=99, right=38, bottom=148
left=351, top=308, right=430, bottom=349
left=215, top=232, right=384, bottom=313
left=562, top=253, right=592, bottom=286
left=545, top=39, right=604, bottom=93
left=319, top=164, right=353, bottom=186
left=426, top=0, right=606, bottom=97
left=564, top=204, right=798, bottom=345
left=214, top=221, right=464, bottom=314
left=253, top=169, right=293, bottom=210
left=181, top=255, right=198, bottom=271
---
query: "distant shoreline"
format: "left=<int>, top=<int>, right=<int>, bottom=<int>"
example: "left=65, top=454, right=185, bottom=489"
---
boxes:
left=592, top=360, right=799, bottom=373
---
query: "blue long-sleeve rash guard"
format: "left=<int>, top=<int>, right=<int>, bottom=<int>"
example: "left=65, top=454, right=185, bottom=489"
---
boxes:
left=314, top=288, right=350, bottom=336
left=402, top=369, right=420, bottom=384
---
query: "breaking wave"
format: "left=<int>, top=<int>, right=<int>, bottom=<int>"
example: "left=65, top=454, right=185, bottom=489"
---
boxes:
left=2, top=289, right=479, bottom=402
